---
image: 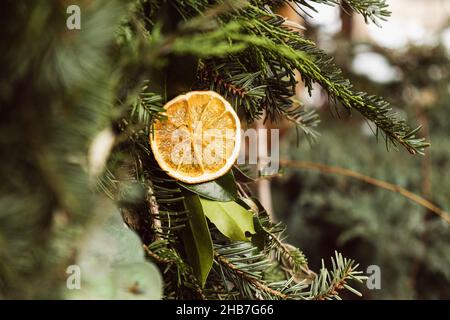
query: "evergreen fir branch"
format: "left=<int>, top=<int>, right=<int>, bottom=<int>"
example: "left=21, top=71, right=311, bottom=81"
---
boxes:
left=145, top=240, right=206, bottom=299
left=267, top=0, right=390, bottom=25
left=211, top=201, right=364, bottom=299
left=198, top=59, right=267, bottom=121
left=131, top=81, right=165, bottom=129
left=254, top=212, right=312, bottom=277
left=121, top=97, right=190, bottom=241
left=213, top=241, right=315, bottom=299
left=272, top=239, right=312, bottom=276
left=233, top=194, right=313, bottom=282
left=116, top=119, right=190, bottom=240
left=214, top=243, right=288, bottom=299
left=146, top=173, right=190, bottom=240
left=161, top=3, right=426, bottom=153
left=220, top=8, right=429, bottom=154
left=161, top=0, right=214, bottom=21
left=171, top=23, right=248, bottom=57
left=140, top=2, right=319, bottom=140
left=96, top=168, right=119, bottom=200
left=342, top=0, right=390, bottom=24
left=286, top=98, right=321, bottom=144
left=198, top=57, right=320, bottom=142
left=145, top=240, right=175, bottom=265
left=215, top=253, right=288, bottom=299
left=308, top=251, right=367, bottom=300
left=214, top=243, right=356, bottom=300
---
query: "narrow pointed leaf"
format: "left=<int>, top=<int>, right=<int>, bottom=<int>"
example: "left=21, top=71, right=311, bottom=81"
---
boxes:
left=232, top=165, right=256, bottom=183
left=179, top=171, right=238, bottom=201
left=180, top=193, right=214, bottom=287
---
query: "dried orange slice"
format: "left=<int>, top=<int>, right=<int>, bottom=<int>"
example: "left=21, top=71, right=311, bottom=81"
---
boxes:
left=150, top=91, right=241, bottom=184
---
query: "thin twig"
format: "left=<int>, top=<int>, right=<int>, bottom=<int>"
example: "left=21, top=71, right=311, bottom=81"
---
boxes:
left=272, top=236, right=314, bottom=278
left=143, top=245, right=172, bottom=265
left=280, top=160, right=450, bottom=224
left=214, top=251, right=287, bottom=299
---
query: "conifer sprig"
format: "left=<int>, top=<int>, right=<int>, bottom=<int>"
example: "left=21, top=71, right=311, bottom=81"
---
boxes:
left=265, top=0, right=390, bottom=25
left=146, top=2, right=428, bottom=153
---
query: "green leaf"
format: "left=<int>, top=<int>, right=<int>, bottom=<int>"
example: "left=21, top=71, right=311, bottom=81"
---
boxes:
left=232, top=165, right=256, bottom=183
left=180, top=193, right=214, bottom=287
left=251, top=215, right=268, bottom=251
left=178, top=171, right=238, bottom=201
left=200, top=198, right=255, bottom=241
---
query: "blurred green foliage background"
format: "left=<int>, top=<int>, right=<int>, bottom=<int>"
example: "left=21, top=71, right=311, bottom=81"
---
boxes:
left=273, top=22, right=450, bottom=299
